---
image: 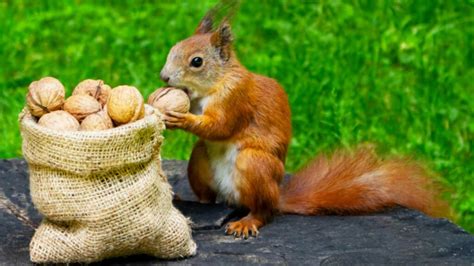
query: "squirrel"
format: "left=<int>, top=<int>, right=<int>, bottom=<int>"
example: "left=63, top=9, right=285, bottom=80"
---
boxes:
left=160, top=12, right=448, bottom=239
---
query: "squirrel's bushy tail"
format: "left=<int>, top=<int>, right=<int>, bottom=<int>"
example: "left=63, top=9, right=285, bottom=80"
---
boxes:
left=279, top=147, right=449, bottom=217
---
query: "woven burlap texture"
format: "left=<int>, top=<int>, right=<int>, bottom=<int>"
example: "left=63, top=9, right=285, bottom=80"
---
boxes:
left=20, top=107, right=196, bottom=263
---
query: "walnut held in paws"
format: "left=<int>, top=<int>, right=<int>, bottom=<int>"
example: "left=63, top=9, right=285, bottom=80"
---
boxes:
left=147, top=87, right=190, bottom=114
left=63, top=95, right=102, bottom=122
left=26, top=77, right=66, bottom=118
left=107, top=85, right=145, bottom=125
left=80, top=111, right=113, bottom=131
left=73, top=79, right=111, bottom=106
left=38, top=110, right=80, bottom=131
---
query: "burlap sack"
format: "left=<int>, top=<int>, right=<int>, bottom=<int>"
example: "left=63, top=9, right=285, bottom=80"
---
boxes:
left=19, top=107, right=196, bottom=263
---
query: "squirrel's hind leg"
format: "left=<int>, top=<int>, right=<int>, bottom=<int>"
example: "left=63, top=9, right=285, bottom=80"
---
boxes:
left=225, top=148, right=284, bottom=238
left=188, top=140, right=217, bottom=204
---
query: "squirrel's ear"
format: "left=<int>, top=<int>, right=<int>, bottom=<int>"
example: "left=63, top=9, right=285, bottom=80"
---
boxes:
left=211, top=22, right=233, bottom=61
left=195, top=15, right=213, bottom=34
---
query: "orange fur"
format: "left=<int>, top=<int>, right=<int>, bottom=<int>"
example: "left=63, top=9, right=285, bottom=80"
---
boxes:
left=160, top=13, right=448, bottom=238
left=226, top=213, right=264, bottom=239
left=279, top=148, right=449, bottom=217
left=180, top=66, right=291, bottom=233
left=235, top=148, right=284, bottom=220
left=187, top=140, right=217, bottom=203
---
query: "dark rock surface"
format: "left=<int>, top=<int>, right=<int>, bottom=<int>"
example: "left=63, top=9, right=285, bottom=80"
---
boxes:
left=0, top=158, right=473, bottom=265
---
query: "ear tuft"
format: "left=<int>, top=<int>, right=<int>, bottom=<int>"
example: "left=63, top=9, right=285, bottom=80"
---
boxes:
left=211, top=22, right=233, bottom=61
left=195, top=15, right=213, bottom=34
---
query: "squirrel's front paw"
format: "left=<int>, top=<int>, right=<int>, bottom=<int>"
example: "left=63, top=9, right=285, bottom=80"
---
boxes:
left=163, top=111, right=195, bottom=129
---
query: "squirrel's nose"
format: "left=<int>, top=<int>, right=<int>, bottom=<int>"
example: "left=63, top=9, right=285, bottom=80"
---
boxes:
left=160, top=71, right=170, bottom=83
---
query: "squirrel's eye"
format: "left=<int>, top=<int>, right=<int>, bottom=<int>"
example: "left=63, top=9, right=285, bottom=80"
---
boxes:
left=190, top=57, right=203, bottom=68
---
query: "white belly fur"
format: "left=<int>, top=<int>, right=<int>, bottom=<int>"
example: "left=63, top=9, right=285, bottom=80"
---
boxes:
left=190, top=96, right=210, bottom=115
left=206, top=141, right=240, bottom=204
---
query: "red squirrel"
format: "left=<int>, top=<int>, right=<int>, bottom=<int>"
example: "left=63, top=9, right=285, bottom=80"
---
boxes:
left=160, top=13, right=448, bottom=239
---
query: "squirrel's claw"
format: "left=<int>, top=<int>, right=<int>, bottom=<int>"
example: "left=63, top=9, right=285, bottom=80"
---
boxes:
left=225, top=217, right=261, bottom=239
left=163, top=111, right=192, bottom=129
left=251, top=225, right=259, bottom=237
left=164, top=111, right=186, bottom=119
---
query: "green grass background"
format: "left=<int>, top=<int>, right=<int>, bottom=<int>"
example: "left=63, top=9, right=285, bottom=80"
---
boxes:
left=0, top=0, right=472, bottom=231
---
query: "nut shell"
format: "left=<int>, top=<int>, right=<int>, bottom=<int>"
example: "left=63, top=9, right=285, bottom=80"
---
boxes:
left=80, top=111, right=114, bottom=131
left=147, top=87, right=190, bottom=114
left=73, top=79, right=111, bottom=106
left=26, top=77, right=66, bottom=117
left=38, top=110, right=80, bottom=131
left=63, top=94, right=102, bottom=121
left=107, top=85, right=145, bottom=125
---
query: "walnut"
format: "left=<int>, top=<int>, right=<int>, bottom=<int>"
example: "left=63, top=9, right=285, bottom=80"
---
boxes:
left=26, top=77, right=66, bottom=118
left=37, top=110, right=80, bottom=131
left=107, top=85, right=145, bottom=125
left=147, top=87, right=190, bottom=114
left=80, top=111, right=114, bottom=131
left=72, top=79, right=111, bottom=106
left=63, top=95, right=102, bottom=122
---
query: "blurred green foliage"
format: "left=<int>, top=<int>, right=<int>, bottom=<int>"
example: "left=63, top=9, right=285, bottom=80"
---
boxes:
left=0, top=0, right=472, bottom=231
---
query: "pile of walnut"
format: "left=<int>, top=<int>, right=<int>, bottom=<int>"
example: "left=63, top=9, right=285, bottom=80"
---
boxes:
left=26, top=77, right=190, bottom=131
